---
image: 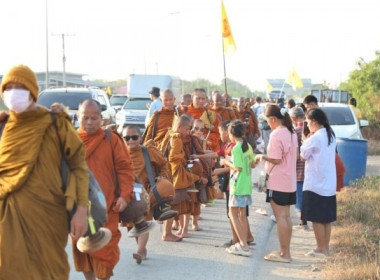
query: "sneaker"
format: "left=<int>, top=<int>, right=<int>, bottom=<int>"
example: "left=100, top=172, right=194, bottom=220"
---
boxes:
left=270, top=215, right=277, bottom=223
left=225, top=243, right=252, bottom=257
left=305, top=249, right=327, bottom=257
left=77, top=227, right=112, bottom=253
left=255, top=208, right=268, bottom=216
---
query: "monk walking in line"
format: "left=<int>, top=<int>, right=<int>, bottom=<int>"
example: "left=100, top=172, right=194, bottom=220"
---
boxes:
left=166, top=115, right=201, bottom=239
left=182, top=88, right=221, bottom=152
left=143, top=88, right=179, bottom=146
left=0, top=65, right=89, bottom=280
left=74, top=99, right=134, bottom=280
left=123, top=124, right=180, bottom=255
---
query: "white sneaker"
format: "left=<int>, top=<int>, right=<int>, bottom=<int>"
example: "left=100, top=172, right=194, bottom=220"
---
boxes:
left=255, top=208, right=268, bottom=216
left=270, top=215, right=277, bottom=223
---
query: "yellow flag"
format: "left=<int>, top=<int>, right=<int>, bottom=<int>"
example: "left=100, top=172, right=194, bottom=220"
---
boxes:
left=286, top=69, right=303, bottom=91
left=106, top=86, right=112, bottom=96
left=221, top=1, right=236, bottom=54
left=266, top=81, right=273, bottom=93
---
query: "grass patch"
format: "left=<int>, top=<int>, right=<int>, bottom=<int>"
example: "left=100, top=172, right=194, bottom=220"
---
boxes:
left=322, top=176, right=380, bottom=279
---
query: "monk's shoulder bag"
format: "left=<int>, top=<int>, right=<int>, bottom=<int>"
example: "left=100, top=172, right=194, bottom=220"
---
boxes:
left=51, top=112, right=107, bottom=236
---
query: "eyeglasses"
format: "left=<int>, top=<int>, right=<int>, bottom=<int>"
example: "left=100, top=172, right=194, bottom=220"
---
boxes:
left=123, top=135, right=139, bottom=141
left=192, top=126, right=204, bottom=132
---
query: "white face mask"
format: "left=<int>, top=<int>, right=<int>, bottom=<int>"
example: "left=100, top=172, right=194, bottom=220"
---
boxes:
left=3, top=89, right=32, bottom=113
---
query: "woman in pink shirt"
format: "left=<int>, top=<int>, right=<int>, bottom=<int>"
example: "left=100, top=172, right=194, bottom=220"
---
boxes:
left=255, top=104, right=298, bottom=263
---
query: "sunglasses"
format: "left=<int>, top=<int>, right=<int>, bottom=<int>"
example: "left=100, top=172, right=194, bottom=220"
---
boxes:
left=193, top=126, right=204, bottom=132
left=123, top=135, right=139, bottom=141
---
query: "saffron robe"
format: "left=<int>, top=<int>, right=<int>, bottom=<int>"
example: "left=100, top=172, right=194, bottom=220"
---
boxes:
left=0, top=108, right=88, bottom=280
left=143, top=107, right=178, bottom=146
left=73, top=128, right=134, bottom=277
left=183, top=104, right=221, bottom=152
left=210, top=106, right=236, bottom=121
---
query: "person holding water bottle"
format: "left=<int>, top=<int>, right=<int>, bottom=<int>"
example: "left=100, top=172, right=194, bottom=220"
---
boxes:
left=221, top=120, right=255, bottom=257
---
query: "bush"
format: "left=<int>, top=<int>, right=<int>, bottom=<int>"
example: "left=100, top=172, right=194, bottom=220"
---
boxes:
left=322, top=176, right=380, bottom=279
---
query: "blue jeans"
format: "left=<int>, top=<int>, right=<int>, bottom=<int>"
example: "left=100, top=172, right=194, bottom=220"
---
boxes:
left=295, top=181, right=304, bottom=211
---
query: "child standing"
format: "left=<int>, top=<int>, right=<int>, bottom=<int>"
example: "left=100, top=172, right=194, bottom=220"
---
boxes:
left=221, top=120, right=255, bottom=257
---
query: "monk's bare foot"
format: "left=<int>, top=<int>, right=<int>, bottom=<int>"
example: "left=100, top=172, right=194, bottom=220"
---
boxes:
left=180, top=231, right=189, bottom=238
left=162, top=233, right=182, bottom=242
left=137, top=248, right=147, bottom=260
left=172, top=221, right=179, bottom=230
left=192, top=224, right=201, bottom=231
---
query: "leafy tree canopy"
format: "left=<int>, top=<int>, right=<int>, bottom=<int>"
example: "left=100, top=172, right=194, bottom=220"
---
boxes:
left=339, top=50, right=380, bottom=126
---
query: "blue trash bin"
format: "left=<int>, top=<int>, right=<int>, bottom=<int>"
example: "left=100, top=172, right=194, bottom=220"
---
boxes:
left=336, top=137, right=368, bottom=186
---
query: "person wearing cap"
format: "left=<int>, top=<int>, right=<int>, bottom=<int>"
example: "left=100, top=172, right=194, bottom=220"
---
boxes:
left=0, top=65, right=89, bottom=279
left=145, top=86, right=163, bottom=127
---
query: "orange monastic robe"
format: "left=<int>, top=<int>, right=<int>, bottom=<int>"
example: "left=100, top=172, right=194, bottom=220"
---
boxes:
left=74, top=128, right=134, bottom=278
left=210, top=106, right=236, bottom=122
left=183, top=104, right=221, bottom=152
left=143, top=107, right=179, bottom=146
left=128, top=140, right=173, bottom=218
left=236, top=109, right=260, bottom=138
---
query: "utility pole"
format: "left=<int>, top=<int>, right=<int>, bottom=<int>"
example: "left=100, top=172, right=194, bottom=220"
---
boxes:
left=52, top=33, right=75, bottom=87
left=45, top=0, right=49, bottom=90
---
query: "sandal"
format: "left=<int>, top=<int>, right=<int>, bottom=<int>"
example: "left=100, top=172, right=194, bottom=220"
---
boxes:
left=264, top=251, right=291, bottom=263
left=225, top=243, right=251, bottom=257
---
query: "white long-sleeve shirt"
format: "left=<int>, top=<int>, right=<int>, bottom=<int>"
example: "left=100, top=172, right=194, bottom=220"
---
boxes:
left=301, top=128, right=337, bottom=196
left=145, top=98, right=162, bottom=127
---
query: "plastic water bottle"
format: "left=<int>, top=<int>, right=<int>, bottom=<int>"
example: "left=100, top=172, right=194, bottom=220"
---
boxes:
left=258, top=171, right=266, bottom=192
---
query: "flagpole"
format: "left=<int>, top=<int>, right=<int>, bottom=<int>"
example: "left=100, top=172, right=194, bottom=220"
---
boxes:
left=222, top=35, right=228, bottom=95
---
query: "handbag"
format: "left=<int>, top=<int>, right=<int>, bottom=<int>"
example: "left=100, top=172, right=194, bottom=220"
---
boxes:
left=195, top=181, right=208, bottom=204
left=51, top=113, right=107, bottom=236
left=218, top=173, right=229, bottom=192
left=117, top=181, right=150, bottom=224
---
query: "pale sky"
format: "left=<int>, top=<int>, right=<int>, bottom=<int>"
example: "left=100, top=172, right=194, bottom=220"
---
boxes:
left=1, top=0, right=379, bottom=91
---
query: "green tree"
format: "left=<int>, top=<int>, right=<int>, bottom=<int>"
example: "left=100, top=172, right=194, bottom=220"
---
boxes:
left=340, top=51, right=380, bottom=126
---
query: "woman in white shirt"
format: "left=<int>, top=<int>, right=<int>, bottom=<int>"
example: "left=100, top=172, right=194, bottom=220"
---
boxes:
left=301, top=108, right=336, bottom=257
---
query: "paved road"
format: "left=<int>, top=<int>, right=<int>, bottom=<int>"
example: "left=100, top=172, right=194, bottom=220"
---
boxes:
left=67, top=156, right=380, bottom=280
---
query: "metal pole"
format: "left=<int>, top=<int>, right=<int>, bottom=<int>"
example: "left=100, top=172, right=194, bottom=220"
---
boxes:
left=62, top=33, right=66, bottom=87
left=45, top=0, right=49, bottom=90
left=222, top=34, right=227, bottom=95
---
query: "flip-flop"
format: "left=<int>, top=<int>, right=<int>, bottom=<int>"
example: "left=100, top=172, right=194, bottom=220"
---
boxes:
left=132, top=253, right=143, bottom=264
left=264, top=252, right=291, bottom=263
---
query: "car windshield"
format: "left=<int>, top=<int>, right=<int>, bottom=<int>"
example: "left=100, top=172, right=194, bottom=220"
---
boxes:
left=37, top=91, right=92, bottom=110
left=320, top=107, right=355, bottom=125
left=110, top=96, right=127, bottom=106
left=123, top=99, right=150, bottom=110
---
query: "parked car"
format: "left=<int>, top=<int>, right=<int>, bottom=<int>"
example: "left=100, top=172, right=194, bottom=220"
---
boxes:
left=115, top=97, right=151, bottom=132
left=319, top=103, right=369, bottom=139
left=37, top=87, right=116, bottom=127
left=110, top=94, right=128, bottom=112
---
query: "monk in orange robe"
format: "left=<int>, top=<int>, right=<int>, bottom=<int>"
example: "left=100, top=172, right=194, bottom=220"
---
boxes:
left=181, top=88, right=221, bottom=152
left=166, top=115, right=200, bottom=238
left=181, top=128, right=210, bottom=232
left=210, top=92, right=236, bottom=121
left=236, top=97, right=260, bottom=149
left=143, top=89, right=179, bottom=146
left=123, top=125, right=181, bottom=255
left=75, top=99, right=134, bottom=280
left=0, top=65, right=89, bottom=280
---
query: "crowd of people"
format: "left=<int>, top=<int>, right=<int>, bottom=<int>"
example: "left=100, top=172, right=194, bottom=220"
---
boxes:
left=0, top=65, right=341, bottom=279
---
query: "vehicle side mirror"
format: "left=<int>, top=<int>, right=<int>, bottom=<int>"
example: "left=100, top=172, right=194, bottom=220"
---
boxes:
left=101, top=104, right=107, bottom=111
left=359, top=119, right=369, bottom=127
